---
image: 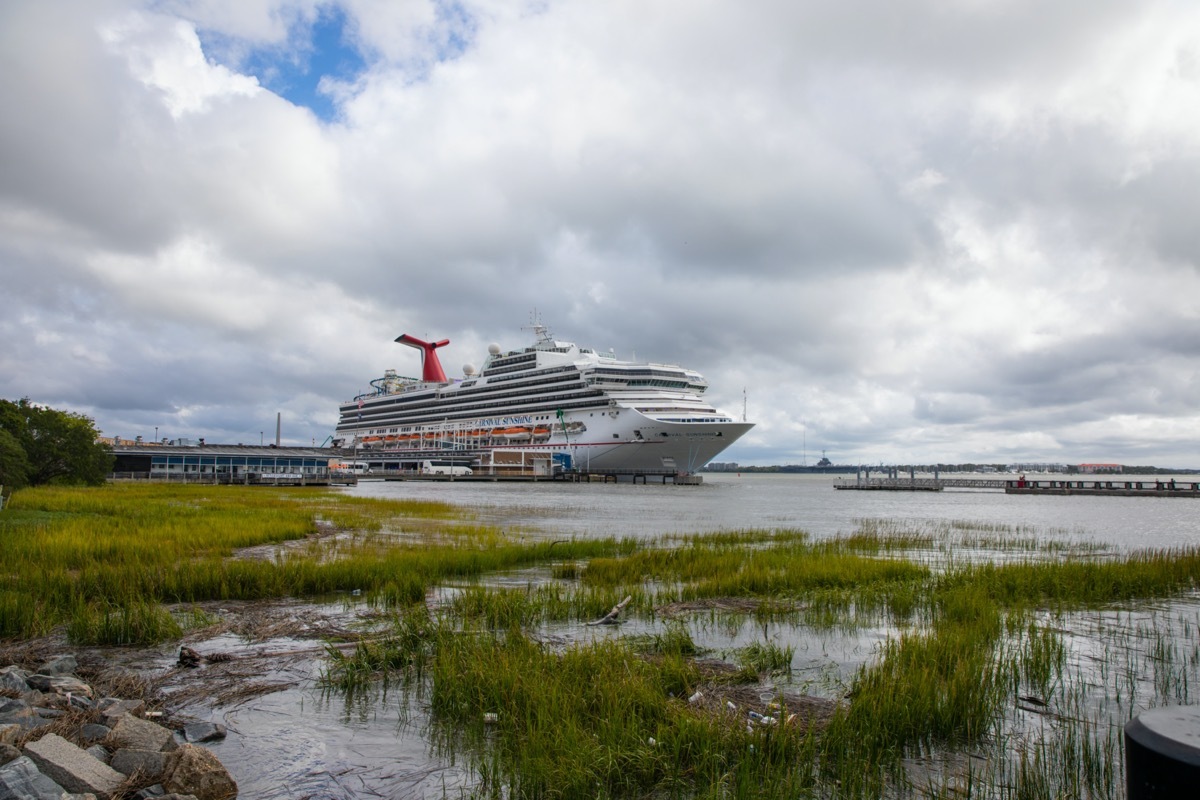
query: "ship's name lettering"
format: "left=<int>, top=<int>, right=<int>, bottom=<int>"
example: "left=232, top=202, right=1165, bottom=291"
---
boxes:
left=478, top=415, right=534, bottom=426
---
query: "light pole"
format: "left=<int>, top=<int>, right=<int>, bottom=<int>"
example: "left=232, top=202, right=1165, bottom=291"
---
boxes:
left=154, top=426, right=158, bottom=443
left=260, top=432, right=264, bottom=446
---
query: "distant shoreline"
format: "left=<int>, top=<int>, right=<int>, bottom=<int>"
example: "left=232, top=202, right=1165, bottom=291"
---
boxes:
left=707, top=464, right=1198, bottom=475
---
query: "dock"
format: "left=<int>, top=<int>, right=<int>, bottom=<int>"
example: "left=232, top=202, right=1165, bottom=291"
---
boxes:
left=374, top=468, right=702, bottom=484
left=835, top=477, right=1006, bottom=491
left=1005, top=478, right=1199, bottom=497
left=835, top=474, right=1199, bottom=497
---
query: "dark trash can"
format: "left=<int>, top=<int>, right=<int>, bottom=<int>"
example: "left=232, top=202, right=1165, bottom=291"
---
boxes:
left=1126, top=706, right=1200, bottom=799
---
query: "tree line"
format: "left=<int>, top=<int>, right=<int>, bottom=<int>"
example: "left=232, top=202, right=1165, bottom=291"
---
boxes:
left=0, top=398, right=114, bottom=494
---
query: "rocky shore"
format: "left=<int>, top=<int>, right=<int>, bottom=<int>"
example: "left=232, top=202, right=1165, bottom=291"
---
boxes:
left=0, top=654, right=236, bottom=800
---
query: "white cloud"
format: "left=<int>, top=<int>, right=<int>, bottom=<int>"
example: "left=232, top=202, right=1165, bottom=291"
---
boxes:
left=100, top=11, right=261, bottom=118
left=1, top=0, right=1199, bottom=466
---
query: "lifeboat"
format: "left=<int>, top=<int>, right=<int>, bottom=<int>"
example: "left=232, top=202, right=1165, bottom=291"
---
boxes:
left=499, top=426, right=532, bottom=441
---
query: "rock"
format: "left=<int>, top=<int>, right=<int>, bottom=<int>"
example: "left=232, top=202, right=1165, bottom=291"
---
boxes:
left=0, top=726, right=17, bottom=746
left=177, top=648, right=202, bottom=669
left=163, top=745, right=237, bottom=800
left=23, top=732, right=126, bottom=799
left=0, top=699, right=30, bottom=718
left=0, top=755, right=67, bottom=800
left=80, top=723, right=112, bottom=744
left=0, top=744, right=18, bottom=766
left=25, top=675, right=93, bottom=699
left=109, top=714, right=177, bottom=753
left=137, top=785, right=166, bottom=798
left=85, top=745, right=109, bottom=763
left=0, top=668, right=28, bottom=694
left=158, top=795, right=200, bottom=800
left=98, top=698, right=145, bottom=726
left=36, top=655, right=78, bottom=676
left=183, top=722, right=226, bottom=743
left=35, top=707, right=65, bottom=720
left=111, top=747, right=173, bottom=779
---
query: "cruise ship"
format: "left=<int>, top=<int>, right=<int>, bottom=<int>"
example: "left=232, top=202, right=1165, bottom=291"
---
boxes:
left=332, top=324, right=753, bottom=475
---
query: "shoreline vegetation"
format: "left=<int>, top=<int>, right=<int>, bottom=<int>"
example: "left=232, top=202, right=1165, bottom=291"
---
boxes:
left=3, top=484, right=1199, bottom=798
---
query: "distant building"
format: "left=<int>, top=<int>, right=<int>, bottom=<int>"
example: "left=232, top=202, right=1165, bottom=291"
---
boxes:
left=1008, top=462, right=1067, bottom=473
left=1079, top=463, right=1123, bottom=474
left=705, top=462, right=740, bottom=472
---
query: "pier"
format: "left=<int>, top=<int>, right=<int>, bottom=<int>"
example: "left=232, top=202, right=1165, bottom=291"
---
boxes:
left=834, top=470, right=1199, bottom=497
left=1005, top=478, right=1199, bottom=497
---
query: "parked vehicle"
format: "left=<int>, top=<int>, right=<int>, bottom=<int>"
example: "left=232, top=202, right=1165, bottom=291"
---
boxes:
left=420, top=461, right=472, bottom=476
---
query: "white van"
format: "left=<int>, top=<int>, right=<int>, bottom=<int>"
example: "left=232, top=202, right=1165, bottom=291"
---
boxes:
left=420, top=461, right=472, bottom=476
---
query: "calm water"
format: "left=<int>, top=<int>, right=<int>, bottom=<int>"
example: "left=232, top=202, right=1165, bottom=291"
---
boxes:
left=350, top=472, right=1200, bottom=550
left=189, top=473, right=1200, bottom=797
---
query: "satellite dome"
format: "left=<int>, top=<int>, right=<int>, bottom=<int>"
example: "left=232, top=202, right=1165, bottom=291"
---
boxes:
left=488, top=343, right=501, bottom=355
left=463, top=364, right=477, bottom=376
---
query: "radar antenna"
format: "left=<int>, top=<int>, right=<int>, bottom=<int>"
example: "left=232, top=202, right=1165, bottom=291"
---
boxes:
left=523, top=308, right=553, bottom=344
left=395, top=334, right=450, bottom=382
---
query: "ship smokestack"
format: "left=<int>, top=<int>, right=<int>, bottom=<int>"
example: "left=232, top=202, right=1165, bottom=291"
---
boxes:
left=395, top=334, right=451, bottom=382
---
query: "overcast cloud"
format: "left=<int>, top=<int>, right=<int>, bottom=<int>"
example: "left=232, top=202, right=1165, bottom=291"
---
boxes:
left=2, top=0, right=1198, bottom=466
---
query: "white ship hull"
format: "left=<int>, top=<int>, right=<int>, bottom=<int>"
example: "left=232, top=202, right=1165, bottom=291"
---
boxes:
left=484, top=411, right=753, bottom=474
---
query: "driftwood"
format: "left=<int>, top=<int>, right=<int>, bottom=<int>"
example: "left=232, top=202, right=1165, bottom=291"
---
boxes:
left=586, top=595, right=632, bottom=626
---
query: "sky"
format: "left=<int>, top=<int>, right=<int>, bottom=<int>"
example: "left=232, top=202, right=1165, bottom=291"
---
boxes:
left=2, top=0, right=1199, bottom=468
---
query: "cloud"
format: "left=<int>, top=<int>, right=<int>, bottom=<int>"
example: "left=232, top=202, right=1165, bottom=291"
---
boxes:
left=1, top=0, right=1198, bottom=467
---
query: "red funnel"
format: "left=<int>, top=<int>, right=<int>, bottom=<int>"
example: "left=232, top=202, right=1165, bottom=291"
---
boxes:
left=395, top=334, right=450, bottom=382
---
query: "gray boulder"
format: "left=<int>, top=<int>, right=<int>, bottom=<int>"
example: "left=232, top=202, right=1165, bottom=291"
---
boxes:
left=98, top=698, right=145, bottom=726
left=22, top=732, right=125, bottom=799
left=112, top=747, right=173, bottom=779
left=25, top=674, right=93, bottom=699
left=35, top=655, right=78, bottom=676
left=0, top=668, right=28, bottom=694
left=0, top=699, right=30, bottom=718
left=183, top=722, right=227, bottom=743
left=162, top=744, right=237, bottom=800
left=110, top=714, right=176, bottom=753
left=0, top=744, right=18, bottom=766
left=80, top=723, right=112, bottom=743
left=0, top=755, right=67, bottom=800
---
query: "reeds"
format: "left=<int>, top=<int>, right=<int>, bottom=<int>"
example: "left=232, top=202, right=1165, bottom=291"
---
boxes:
left=9, top=484, right=1200, bottom=798
left=0, top=484, right=627, bottom=642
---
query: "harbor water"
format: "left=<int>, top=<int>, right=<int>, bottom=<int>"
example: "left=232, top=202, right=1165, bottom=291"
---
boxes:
left=351, top=471, right=1200, bottom=550
left=177, top=472, right=1200, bottom=797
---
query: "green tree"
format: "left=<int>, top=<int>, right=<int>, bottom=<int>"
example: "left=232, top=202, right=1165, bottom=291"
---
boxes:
left=0, top=428, right=30, bottom=492
left=0, top=398, right=114, bottom=486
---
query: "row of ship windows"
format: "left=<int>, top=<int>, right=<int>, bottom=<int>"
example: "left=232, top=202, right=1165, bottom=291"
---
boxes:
left=342, top=398, right=602, bottom=431
left=353, top=385, right=603, bottom=420
left=349, top=370, right=582, bottom=410
left=592, top=367, right=701, bottom=380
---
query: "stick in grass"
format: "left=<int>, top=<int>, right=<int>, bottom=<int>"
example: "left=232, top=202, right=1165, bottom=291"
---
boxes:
left=587, top=595, right=632, bottom=626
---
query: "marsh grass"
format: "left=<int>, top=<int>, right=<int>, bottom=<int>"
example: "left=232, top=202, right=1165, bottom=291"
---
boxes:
left=734, top=641, right=794, bottom=674
left=377, top=532, right=1200, bottom=797
left=11, top=485, right=1200, bottom=798
left=0, top=484, right=630, bottom=642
